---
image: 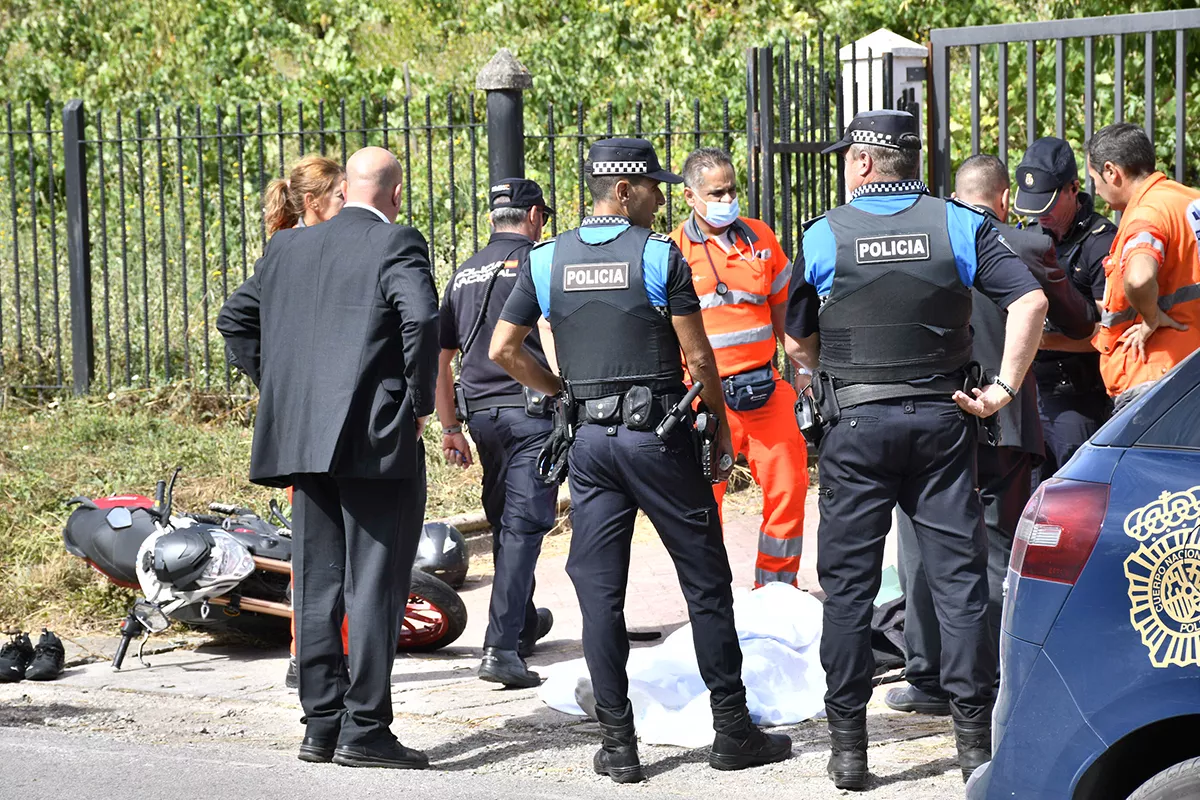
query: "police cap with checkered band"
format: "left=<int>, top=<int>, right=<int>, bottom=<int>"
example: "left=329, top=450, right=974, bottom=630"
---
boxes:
left=822, top=109, right=922, bottom=155
left=584, top=137, right=683, bottom=184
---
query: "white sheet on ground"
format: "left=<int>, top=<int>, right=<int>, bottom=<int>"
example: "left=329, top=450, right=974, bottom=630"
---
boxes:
left=538, top=582, right=826, bottom=747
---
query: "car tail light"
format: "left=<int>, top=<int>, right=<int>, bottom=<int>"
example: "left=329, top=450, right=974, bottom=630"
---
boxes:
left=1010, top=479, right=1110, bottom=585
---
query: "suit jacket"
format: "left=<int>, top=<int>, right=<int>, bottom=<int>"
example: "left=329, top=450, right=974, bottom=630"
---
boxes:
left=217, top=206, right=440, bottom=487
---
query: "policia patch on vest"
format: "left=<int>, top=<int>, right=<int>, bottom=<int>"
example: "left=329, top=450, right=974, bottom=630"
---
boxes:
left=562, top=262, right=630, bottom=291
left=1123, top=486, right=1200, bottom=668
left=854, top=233, right=931, bottom=264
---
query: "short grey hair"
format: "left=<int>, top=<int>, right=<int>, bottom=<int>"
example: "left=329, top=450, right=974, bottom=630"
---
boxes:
left=848, top=143, right=920, bottom=181
left=490, top=205, right=529, bottom=230
left=682, top=147, right=735, bottom=188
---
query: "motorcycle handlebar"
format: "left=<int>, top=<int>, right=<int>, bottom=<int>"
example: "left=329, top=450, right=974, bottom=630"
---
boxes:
left=153, top=481, right=166, bottom=509
left=208, top=502, right=238, bottom=515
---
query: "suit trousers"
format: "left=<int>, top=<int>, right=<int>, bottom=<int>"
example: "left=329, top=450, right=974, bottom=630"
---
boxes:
left=897, top=446, right=1035, bottom=696
left=566, top=423, right=745, bottom=713
left=291, top=470, right=426, bottom=746
left=470, top=407, right=558, bottom=651
left=816, top=398, right=995, bottom=722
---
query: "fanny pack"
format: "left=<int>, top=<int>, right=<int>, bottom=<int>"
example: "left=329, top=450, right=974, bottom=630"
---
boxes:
left=723, top=365, right=776, bottom=412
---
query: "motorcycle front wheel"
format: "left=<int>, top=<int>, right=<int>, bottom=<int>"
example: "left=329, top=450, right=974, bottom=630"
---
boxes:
left=399, top=570, right=467, bottom=652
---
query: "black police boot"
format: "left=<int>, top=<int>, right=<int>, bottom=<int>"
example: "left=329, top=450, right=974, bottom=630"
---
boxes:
left=593, top=702, right=645, bottom=784
left=826, top=716, right=869, bottom=790
left=518, top=608, right=554, bottom=659
left=0, top=633, right=34, bottom=683
left=708, top=692, right=792, bottom=770
left=25, top=629, right=65, bottom=681
left=478, top=647, right=541, bottom=688
left=954, top=718, right=991, bottom=783
left=884, top=684, right=951, bottom=716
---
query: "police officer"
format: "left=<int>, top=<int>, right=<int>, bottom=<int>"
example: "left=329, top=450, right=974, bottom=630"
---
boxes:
left=435, top=178, right=556, bottom=687
left=889, top=154, right=1097, bottom=717
left=784, top=111, right=1048, bottom=788
left=490, top=138, right=790, bottom=783
left=1013, top=137, right=1117, bottom=479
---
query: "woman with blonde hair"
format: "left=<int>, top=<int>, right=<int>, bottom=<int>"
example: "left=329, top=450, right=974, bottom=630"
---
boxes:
left=263, top=154, right=346, bottom=236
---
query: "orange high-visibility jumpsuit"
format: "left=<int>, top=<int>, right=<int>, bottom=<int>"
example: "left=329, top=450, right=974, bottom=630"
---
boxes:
left=671, top=215, right=808, bottom=586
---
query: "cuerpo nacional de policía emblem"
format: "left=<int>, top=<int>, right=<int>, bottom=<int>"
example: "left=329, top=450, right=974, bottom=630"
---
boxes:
left=1123, top=486, right=1200, bottom=668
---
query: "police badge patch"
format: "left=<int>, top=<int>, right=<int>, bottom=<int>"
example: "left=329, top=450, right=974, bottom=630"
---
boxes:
left=1123, top=486, right=1200, bottom=668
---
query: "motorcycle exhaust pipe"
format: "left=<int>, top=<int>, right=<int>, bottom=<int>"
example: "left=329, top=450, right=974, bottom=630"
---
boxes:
left=207, top=595, right=291, bottom=619
left=252, top=556, right=291, bottom=575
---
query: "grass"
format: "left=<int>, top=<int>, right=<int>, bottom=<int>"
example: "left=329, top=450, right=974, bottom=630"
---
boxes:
left=0, top=385, right=485, bottom=634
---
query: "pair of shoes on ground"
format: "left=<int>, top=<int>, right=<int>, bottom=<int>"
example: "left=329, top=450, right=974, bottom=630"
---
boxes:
left=0, top=630, right=65, bottom=682
left=298, top=733, right=429, bottom=770
left=478, top=608, right=553, bottom=688
left=590, top=694, right=793, bottom=784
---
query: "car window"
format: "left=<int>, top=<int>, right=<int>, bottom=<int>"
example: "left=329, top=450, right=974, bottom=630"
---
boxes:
left=1137, top=381, right=1200, bottom=450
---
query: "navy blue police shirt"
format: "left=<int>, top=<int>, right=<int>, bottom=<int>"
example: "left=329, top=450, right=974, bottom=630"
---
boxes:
left=500, top=215, right=701, bottom=328
left=785, top=181, right=1042, bottom=341
left=440, top=232, right=551, bottom=403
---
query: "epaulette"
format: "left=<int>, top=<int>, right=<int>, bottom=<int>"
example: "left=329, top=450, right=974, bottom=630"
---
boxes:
left=531, top=237, right=557, bottom=250
left=648, top=232, right=672, bottom=243
left=947, top=197, right=985, bottom=215
left=801, top=214, right=826, bottom=232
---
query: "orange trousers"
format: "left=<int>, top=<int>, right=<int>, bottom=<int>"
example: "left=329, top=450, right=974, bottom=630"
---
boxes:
left=712, top=378, right=808, bottom=587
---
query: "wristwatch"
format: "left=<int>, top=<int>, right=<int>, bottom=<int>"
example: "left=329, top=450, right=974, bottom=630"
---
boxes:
left=442, top=425, right=463, bottom=435
left=991, top=377, right=1017, bottom=399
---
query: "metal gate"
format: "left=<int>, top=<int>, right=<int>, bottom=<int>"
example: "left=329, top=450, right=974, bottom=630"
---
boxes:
left=929, top=9, right=1200, bottom=198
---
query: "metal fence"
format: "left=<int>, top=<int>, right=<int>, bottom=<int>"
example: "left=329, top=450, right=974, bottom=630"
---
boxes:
left=0, top=92, right=741, bottom=395
left=930, top=9, right=1200, bottom=197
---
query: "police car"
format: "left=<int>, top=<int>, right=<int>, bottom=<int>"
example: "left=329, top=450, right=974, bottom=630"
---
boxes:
left=968, top=349, right=1200, bottom=799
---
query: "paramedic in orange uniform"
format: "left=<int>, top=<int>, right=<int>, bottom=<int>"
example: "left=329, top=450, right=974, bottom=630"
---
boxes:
left=670, top=147, right=808, bottom=587
left=1086, top=123, right=1200, bottom=410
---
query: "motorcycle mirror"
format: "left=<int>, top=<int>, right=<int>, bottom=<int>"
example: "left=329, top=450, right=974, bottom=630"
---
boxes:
left=105, top=507, right=133, bottom=530
left=132, top=600, right=170, bottom=633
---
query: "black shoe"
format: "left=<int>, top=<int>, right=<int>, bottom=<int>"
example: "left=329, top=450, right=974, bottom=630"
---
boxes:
left=478, top=647, right=541, bottom=688
left=884, top=684, right=951, bottom=716
left=826, top=716, right=869, bottom=790
left=25, top=629, right=65, bottom=681
left=0, top=633, right=34, bottom=683
left=285, top=657, right=299, bottom=690
left=954, top=718, right=991, bottom=783
left=709, top=694, right=792, bottom=771
left=298, top=735, right=337, bottom=763
left=517, top=608, right=554, bottom=659
left=332, top=738, right=429, bottom=770
left=594, top=702, right=646, bottom=784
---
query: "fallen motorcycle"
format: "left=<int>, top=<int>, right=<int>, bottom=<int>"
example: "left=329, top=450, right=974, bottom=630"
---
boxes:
left=63, top=468, right=469, bottom=669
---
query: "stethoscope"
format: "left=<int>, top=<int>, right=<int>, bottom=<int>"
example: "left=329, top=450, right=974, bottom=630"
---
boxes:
left=700, top=227, right=759, bottom=296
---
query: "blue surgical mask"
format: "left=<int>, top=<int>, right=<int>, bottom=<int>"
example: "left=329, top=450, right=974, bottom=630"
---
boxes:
left=700, top=197, right=740, bottom=228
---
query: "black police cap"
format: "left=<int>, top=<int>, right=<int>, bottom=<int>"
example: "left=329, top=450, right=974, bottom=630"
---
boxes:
left=1013, top=137, right=1079, bottom=216
left=584, top=137, right=683, bottom=184
left=489, top=177, right=554, bottom=215
left=822, top=110, right=922, bottom=155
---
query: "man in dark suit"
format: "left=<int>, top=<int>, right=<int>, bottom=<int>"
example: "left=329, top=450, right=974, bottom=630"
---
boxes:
left=887, top=154, right=1097, bottom=716
left=218, top=146, right=439, bottom=770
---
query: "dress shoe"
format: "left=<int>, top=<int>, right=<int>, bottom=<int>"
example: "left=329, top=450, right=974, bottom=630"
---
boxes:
left=478, top=647, right=541, bottom=688
left=884, top=684, right=952, bottom=716
left=298, top=735, right=337, bottom=763
left=518, top=608, right=554, bottom=659
left=332, top=738, right=429, bottom=770
left=826, top=716, right=869, bottom=790
left=594, top=702, right=645, bottom=784
left=708, top=692, right=792, bottom=771
left=954, top=718, right=992, bottom=783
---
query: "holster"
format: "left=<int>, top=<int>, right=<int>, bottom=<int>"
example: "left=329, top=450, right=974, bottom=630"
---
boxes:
left=453, top=381, right=469, bottom=422
left=693, top=410, right=723, bottom=484
left=537, top=385, right=576, bottom=486
left=963, top=362, right=1001, bottom=447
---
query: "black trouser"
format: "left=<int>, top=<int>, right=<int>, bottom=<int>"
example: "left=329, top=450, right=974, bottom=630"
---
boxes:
left=469, top=407, right=558, bottom=651
left=897, top=446, right=1035, bottom=695
left=1036, top=387, right=1111, bottom=481
left=816, top=398, right=995, bottom=722
left=566, top=422, right=745, bottom=713
left=291, top=471, right=425, bottom=746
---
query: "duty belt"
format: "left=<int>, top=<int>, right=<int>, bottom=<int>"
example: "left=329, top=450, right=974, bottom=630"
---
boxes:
left=574, top=393, right=682, bottom=426
left=465, top=392, right=526, bottom=416
left=833, top=374, right=963, bottom=409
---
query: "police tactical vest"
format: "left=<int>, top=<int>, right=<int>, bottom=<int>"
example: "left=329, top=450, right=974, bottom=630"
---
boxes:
left=548, top=226, right=685, bottom=400
left=819, top=194, right=972, bottom=383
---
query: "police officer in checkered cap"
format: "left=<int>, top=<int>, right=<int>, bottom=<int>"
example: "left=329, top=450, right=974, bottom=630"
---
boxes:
left=490, top=137, right=791, bottom=781
left=783, top=108, right=1050, bottom=788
